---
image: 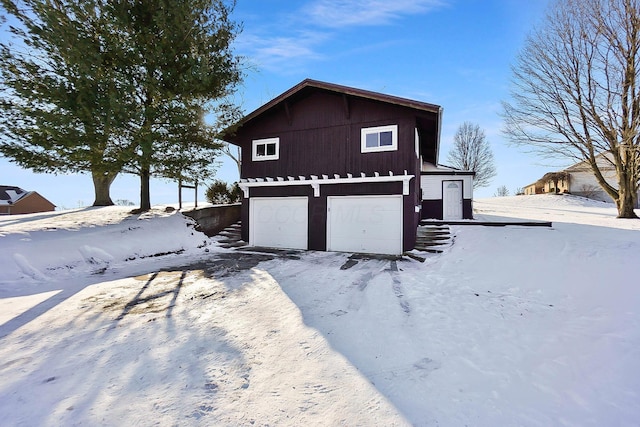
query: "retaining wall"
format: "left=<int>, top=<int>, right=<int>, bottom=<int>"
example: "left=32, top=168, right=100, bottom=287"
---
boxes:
left=182, top=203, right=241, bottom=236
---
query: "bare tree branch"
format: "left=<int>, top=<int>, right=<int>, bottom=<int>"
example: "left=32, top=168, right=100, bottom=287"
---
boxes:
left=221, top=142, right=241, bottom=177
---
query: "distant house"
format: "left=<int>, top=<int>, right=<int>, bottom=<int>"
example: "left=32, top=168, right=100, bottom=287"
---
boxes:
left=221, top=79, right=474, bottom=255
left=527, top=153, right=639, bottom=207
left=523, top=181, right=543, bottom=195
left=0, top=186, right=56, bottom=215
left=562, top=154, right=616, bottom=201
left=537, top=171, right=571, bottom=194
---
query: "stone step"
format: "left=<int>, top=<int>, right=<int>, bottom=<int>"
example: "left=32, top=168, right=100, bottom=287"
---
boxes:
left=220, top=241, right=247, bottom=248
left=415, top=240, right=449, bottom=246
left=413, top=225, right=453, bottom=253
left=416, top=234, right=450, bottom=240
left=418, top=223, right=450, bottom=228
left=214, top=221, right=244, bottom=249
left=217, top=238, right=242, bottom=244
left=418, top=230, right=449, bottom=235
left=422, top=248, right=444, bottom=254
left=418, top=229, right=450, bottom=234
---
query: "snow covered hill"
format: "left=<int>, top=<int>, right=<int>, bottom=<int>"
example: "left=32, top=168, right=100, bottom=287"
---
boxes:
left=1, top=195, right=639, bottom=426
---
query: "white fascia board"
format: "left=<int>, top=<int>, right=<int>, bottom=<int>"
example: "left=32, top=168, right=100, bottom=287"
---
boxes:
left=239, top=174, right=415, bottom=198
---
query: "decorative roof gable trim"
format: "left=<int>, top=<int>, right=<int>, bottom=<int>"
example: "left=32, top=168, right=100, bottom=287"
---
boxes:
left=239, top=172, right=414, bottom=198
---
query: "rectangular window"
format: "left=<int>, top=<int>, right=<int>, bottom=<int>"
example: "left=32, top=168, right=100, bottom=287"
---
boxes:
left=361, top=125, right=398, bottom=153
left=252, top=137, right=279, bottom=161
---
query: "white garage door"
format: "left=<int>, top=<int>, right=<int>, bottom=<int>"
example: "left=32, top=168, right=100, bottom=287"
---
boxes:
left=327, top=195, right=403, bottom=255
left=250, top=197, right=308, bottom=249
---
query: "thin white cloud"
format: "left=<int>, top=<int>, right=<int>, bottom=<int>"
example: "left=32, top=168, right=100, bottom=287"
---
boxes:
left=236, top=0, right=448, bottom=74
left=304, top=0, right=447, bottom=27
left=237, top=31, right=328, bottom=72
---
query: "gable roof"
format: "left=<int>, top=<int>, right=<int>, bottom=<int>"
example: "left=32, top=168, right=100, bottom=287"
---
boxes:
left=564, top=152, right=616, bottom=172
left=0, top=185, right=56, bottom=209
left=223, top=78, right=443, bottom=163
left=0, top=185, right=28, bottom=205
left=238, top=79, right=442, bottom=127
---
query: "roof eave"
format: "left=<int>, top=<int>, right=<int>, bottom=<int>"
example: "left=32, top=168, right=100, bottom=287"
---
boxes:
left=222, top=78, right=442, bottom=145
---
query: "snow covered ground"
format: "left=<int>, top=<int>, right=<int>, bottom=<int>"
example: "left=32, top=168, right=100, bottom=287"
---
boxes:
left=1, top=195, right=639, bottom=426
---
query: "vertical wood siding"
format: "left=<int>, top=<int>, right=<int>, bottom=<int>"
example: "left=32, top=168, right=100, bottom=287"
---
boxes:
left=235, top=90, right=436, bottom=180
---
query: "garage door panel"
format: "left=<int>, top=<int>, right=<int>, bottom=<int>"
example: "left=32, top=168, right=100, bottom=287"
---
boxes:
left=250, top=197, right=308, bottom=249
left=327, top=196, right=403, bottom=255
left=329, top=235, right=400, bottom=254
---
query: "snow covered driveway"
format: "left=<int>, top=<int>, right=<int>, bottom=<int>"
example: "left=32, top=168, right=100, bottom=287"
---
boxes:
left=0, top=255, right=407, bottom=426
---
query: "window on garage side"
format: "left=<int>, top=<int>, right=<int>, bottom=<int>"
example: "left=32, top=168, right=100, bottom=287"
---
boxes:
left=252, top=137, right=279, bottom=161
left=361, top=124, right=398, bottom=153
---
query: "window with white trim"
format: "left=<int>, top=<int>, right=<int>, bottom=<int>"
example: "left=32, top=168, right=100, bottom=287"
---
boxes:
left=252, top=137, right=279, bottom=161
left=361, top=125, right=398, bottom=153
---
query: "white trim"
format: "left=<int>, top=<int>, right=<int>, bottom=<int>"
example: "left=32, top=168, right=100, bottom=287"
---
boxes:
left=361, top=124, right=398, bottom=153
left=252, top=137, right=280, bottom=161
left=239, top=173, right=414, bottom=198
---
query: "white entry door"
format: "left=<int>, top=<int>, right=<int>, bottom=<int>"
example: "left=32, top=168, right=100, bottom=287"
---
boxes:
left=327, top=195, right=403, bottom=255
left=250, top=197, right=308, bottom=249
left=443, top=180, right=463, bottom=220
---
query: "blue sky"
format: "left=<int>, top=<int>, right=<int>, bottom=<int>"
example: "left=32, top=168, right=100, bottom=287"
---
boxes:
left=1, top=0, right=560, bottom=208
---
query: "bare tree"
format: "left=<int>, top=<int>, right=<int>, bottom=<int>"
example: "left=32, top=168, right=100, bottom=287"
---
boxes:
left=222, top=143, right=241, bottom=177
left=502, top=0, right=640, bottom=218
left=494, top=185, right=510, bottom=197
left=447, top=122, right=497, bottom=189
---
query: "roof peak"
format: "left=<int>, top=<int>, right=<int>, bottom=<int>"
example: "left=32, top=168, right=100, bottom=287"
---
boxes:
left=291, top=78, right=441, bottom=111
left=231, top=78, right=442, bottom=134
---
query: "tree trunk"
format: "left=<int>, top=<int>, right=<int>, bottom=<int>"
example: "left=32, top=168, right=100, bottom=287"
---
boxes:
left=616, top=179, right=639, bottom=218
left=138, top=111, right=153, bottom=211
left=91, top=171, right=117, bottom=206
left=234, top=146, right=241, bottom=177
left=139, top=166, right=151, bottom=211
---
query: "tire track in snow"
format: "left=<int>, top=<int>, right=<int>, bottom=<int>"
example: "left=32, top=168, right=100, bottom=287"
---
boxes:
left=389, top=260, right=410, bottom=315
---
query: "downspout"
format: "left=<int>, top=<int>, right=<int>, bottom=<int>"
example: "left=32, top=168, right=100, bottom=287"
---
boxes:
left=435, top=106, right=443, bottom=166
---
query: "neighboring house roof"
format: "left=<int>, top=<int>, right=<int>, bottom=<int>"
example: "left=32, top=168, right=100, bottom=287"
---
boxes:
left=526, top=152, right=616, bottom=188
left=565, top=152, right=616, bottom=172
left=538, top=171, right=569, bottom=182
left=0, top=185, right=56, bottom=210
left=0, top=185, right=29, bottom=206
